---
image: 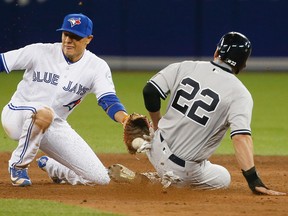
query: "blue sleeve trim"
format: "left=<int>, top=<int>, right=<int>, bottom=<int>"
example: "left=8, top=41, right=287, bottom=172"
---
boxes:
left=0, top=54, right=9, bottom=73
left=98, top=94, right=126, bottom=121
left=98, top=92, right=116, bottom=101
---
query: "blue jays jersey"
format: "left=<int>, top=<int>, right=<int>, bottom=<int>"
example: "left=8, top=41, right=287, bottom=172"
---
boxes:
left=1, top=43, right=116, bottom=119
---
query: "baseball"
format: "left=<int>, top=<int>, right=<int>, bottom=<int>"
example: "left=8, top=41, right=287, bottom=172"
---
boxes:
left=132, top=138, right=144, bottom=150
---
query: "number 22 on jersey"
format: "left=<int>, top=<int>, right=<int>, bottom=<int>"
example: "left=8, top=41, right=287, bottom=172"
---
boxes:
left=171, top=77, right=220, bottom=126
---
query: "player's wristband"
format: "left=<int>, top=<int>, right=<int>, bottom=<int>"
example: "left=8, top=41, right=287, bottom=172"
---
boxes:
left=121, top=115, right=129, bottom=125
left=242, top=166, right=268, bottom=194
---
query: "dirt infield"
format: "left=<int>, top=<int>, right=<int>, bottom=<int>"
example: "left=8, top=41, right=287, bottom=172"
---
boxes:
left=0, top=152, right=287, bottom=216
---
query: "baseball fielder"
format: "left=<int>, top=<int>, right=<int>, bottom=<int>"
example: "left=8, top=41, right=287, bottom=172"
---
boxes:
left=109, top=32, right=286, bottom=195
left=0, top=13, right=129, bottom=186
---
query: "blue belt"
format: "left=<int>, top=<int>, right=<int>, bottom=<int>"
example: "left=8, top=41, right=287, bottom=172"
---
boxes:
left=160, top=133, right=185, bottom=167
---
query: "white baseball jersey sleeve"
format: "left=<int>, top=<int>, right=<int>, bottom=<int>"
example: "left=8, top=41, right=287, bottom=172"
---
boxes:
left=149, top=60, right=253, bottom=162
left=1, top=43, right=115, bottom=119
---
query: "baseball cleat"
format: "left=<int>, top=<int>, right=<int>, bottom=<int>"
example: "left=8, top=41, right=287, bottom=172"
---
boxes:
left=108, top=164, right=136, bottom=183
left=37, top=156, right=49, bottom=170
left=10, top=167, right=32, bottom=187
left=36, top=156, right=66, bottom=184
left=108, top=164, right=150, bottom=184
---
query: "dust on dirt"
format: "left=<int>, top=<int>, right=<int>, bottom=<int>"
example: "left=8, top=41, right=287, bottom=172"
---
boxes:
left=0, top=152, right=287, bottom=216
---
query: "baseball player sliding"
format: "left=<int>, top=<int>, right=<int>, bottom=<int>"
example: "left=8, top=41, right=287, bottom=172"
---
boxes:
left=109, top=32, right=286, bottom=196
left=0, top=13, right=129, bottom=186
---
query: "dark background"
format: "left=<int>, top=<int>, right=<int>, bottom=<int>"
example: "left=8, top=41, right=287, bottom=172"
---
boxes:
left=0, top=0, right=287, bottom=58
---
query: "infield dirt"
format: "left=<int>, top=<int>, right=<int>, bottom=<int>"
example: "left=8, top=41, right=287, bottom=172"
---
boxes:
left=0, top=152, right=287, bottom=216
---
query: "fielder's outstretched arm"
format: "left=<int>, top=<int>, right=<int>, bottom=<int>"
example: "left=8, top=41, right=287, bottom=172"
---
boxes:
left=98, top=94, right=128, bottom=123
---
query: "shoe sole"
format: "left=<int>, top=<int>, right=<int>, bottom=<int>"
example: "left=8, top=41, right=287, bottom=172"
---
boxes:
left=11, top=179, right=32, bottom=187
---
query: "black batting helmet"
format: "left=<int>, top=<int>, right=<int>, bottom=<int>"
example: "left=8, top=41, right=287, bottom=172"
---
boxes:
left=217, top=32, right=252, bottom=74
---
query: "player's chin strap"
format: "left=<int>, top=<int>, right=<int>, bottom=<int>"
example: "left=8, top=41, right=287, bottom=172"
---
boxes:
left=242, top=166, right=268, bottom=194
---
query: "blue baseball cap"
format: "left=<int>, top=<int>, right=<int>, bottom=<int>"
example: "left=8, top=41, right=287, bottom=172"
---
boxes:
left=57, top=13, right=93, bottom=38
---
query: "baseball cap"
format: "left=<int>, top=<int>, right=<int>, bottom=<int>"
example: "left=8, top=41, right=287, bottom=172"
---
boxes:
left=57, top=13, right=93, bottom=38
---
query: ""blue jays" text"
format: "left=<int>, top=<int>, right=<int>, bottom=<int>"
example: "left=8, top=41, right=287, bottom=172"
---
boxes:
left=32, top=71, right=90, bottom=96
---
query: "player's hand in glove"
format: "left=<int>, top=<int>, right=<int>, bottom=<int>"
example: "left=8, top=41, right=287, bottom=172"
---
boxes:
left=137, top=125, right=155, bottom=153
left=122, top=113, right=150, bottom=154
left=242, top=166, right=286, bottom=196
left=143, top=125, right=155, bottom=142
left=136, top=140, right=152, bottom=153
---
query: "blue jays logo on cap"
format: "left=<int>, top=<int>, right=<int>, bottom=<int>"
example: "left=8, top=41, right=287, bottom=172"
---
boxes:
left=68, top=18, right=81, bottom=27
left=57, top=13, right=93, bottom=38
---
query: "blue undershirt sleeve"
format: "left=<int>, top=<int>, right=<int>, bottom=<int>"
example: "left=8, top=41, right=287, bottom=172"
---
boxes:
left=98, top=94, right=127, bottom=121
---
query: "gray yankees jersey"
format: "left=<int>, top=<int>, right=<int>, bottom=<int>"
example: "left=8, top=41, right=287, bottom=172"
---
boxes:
left=149, top=60, right=253, bottom=162
left=2, top=43, right=115, bottom=119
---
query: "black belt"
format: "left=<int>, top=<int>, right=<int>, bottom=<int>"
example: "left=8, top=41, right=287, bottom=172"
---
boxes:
left=160, top=133, right=185, bottom=167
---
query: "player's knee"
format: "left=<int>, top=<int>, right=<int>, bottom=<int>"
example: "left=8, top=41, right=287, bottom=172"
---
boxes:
left=84, top=170, right=110, bottom=185
left=34, top=107, right=54, bottom=131
left=219, top=167, right=231, bottom=189
left=98, top=174, right=110, bottom=185
left=93, top=173, right=110, bottom=185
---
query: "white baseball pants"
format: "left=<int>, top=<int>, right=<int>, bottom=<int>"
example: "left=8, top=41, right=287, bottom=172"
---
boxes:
left=146, top=130, right=231, bottom=189
left=1, top=102, right=110, bottom=185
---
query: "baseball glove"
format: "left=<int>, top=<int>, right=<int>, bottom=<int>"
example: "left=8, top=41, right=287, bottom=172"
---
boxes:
left=123, top=113, right=150, bottom=154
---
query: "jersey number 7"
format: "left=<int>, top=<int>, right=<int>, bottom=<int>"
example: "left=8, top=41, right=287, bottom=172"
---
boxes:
left=171, top=77, right=220, bottom=126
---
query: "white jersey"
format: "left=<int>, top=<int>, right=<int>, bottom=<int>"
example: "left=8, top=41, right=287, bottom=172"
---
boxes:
left=1, top=43, right=115, bottom=119
left=149, top=60, right=253, bottom=162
